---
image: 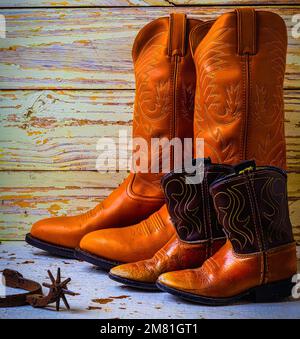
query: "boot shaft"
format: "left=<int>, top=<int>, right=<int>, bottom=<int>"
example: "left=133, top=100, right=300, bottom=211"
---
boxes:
left=131, top=14, right=203, bottom=198
left=210, top=162, right=294, bottom=254
left=161, top=158, right=234, bottom=243
left=191, top=9, right=287, bottom=168
left=132, top=14, right=201, bottom=166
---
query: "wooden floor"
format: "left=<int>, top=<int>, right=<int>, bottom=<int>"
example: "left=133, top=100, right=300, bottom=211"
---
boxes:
left=0, top=241, right=300, bottom=319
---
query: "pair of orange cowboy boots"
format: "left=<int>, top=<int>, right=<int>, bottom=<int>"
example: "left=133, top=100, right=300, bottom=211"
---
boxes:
left=26, top=9, right=296, bottom=303
left=27, top=12, right=199, bottom=264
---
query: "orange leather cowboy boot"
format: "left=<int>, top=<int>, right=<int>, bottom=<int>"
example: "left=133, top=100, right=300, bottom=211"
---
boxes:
left=26, top=14, right=199, bottom=259
left=108, top=158, right=233, bottom=290
left=191, top=8, right=287, bottom=169
left=157, top=163, right=297, bottom=305
left=76, top=17, right=210, bottom=269
left=156, top=8, right=291, bottom=304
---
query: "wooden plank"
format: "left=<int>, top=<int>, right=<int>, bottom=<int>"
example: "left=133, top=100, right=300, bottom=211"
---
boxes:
left=0, top=171, right=127, bottom=240
left=0, top=89, right=299, bottom=171
left=1, top=1, right=299, bottom=7
left=285, top=90, right=300, bottom=172
left=0, top=171, right=299, bottom=242
left=290, top=199, right=300, bottom=244
left=0, top=90, right=133, bottom=171
left=179, top=0, right=300, bottom=4
left=0, top=7, right=299, bottom=89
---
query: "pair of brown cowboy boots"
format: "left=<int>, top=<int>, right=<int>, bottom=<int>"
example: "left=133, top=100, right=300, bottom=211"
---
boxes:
left=26, top=9, right=296, bottom=304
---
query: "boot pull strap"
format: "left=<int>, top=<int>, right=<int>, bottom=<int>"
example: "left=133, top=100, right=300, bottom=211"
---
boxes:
left=168, top=13, right=187, bottom=57
left=236, top=8, right=257, bottom=55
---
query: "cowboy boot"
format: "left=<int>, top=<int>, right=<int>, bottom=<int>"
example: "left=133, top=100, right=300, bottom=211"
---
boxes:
left=108, top=158, right=233, bottom=289
left=156, top=9, right=292, bottom=304
left=157, top=162, right=297, bottom=305
left=191, top=8, right=287, bottom=169
left=76, top=14, right=202, bottom=268
left=26, top=13, right=198, bottom=259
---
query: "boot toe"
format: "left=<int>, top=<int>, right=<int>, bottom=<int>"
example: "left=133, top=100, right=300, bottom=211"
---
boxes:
left=79, top=229, right=132, bottom=262
left=110, top=261, right=157, bottom=283
left=158, top=270, right=195, bottom=292
left=30, top=216, right=79, bottom=248
left=79, top=225, right=166, bottom=263
left=31, top=217, right=63, bottom=241
left=110, top=264, right=135, bottom=279
left=79, top=207, right=175, bottom=263
left=110, top=263, right=141, bottom=280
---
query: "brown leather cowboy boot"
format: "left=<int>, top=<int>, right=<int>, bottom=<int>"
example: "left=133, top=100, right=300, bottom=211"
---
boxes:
left=26, top=13, right=199, bottom=259
left=76, top=14, right=203, bottom=268
left=191, top=8, right=287, bottom=169
left=108, top=158, right=233, bottom=289
left=157, top=162, right=297, bottom=305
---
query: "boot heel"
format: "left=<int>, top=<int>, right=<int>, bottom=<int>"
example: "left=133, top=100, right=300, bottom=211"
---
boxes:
left=250, top=278, right=294, bottom=303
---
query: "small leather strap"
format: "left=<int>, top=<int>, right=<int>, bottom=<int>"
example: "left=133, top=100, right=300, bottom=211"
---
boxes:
left=168, top=13, right=187, bottom=57
left=0, top=269, right=42, bottom=307
left=236, top=8, right=257, bottom=55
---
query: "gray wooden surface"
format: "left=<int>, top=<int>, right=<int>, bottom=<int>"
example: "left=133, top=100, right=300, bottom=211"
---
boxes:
left=0, top=241, right=299, bottom=319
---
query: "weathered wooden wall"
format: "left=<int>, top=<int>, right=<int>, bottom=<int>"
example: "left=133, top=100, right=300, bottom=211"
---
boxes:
left=0, top=1, right=299, bottom=242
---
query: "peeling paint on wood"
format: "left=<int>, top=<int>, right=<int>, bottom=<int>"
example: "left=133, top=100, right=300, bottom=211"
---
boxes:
left=0, top=90, right=133, bottom=171
left=0, top=171, right=127, bottom=240
left=0, top=7, right=299, bottom=89
left=0, top=171, right=299, bottom=242
left=1, top=1, right=299, bottom=7
left=0, top=89, right=299, bottom=171
left=0, top=0, right=171, bottom=7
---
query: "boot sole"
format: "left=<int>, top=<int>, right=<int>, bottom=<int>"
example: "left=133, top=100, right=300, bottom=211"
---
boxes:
left=74, top=248, right=122, bottom=271
left=156, top=278, right=294, bottom=306
left=109, top=272, right=159, bottom=291
left=25, top=233, right=76, bottom=259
